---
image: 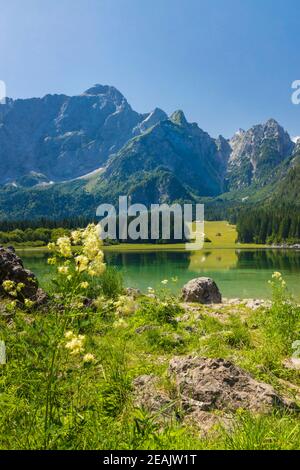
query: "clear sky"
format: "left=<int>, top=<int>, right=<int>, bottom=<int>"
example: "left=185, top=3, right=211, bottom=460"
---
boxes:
left=0, top=0, right=300, bottom=138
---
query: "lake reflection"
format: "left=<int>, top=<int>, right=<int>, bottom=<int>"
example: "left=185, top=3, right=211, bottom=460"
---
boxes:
left=19, top=248, right=300, bottom=300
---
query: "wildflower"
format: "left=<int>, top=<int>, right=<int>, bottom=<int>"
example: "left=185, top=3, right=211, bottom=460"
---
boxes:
left=147, top=287, right=154, bottom=293
left=2, top=280, right=16, bottom=293
left=65, top=333, right=85, bottom=356
left=75, top=255, right=89, bottom=273
left=115, top=296, right=137, bottom=316
left=47, top=257, right=57, bottom=265
left=161, top=279, right=168, bottom=285
left=24, top=299, right=34, bottom=309
left=113, top=318, right=128, bottom=329
left=65, top=330, right=75, bottom=340
left=75, top=302, right=84, bottom=309
left=17, top=283, right=25, bottom=292
left=47, top=242, right=56, bottom=251
left=67, top=275, right=73, bottom=281
left=58, top=266, right=69, bottom=275
left=83, top=353, right=96, bottom=364
left=71, top=230, right=82, bottom=245
left=88, top=254, right=106, bottom=276
left=80, top=281, right=89, bottom=289
left=6, top=300, right=17, bottom=311
left=83, top=233, right=101, bottom=260
left=56, top=236, right=72, bottom=258
left=272, top=272, right=282, bottom=280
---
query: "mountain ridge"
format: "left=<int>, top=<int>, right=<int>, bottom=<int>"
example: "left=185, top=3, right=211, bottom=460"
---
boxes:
left=0, top=84, right=298, bottom=220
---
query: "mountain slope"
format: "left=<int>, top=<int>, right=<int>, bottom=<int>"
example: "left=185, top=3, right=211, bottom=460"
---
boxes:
left=226, top=119, right=294, bottom=190
left=0, top=84, right=299, bottom=220
left=97, top=110, right=229, bottom=204
left=0, top=85, right=165, bottom=185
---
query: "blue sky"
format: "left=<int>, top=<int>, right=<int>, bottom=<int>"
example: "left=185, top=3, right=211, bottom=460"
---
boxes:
left=0, top=0, right=299, bottom=138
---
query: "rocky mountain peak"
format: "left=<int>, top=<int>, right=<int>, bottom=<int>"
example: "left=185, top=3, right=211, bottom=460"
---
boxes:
left=170, top=110, right=188, bottom=127
left=132, top=107, right=168, bottom=136
left=83, top=84, right=120, bottom=96
left=227, top=119, right=294, bottom=190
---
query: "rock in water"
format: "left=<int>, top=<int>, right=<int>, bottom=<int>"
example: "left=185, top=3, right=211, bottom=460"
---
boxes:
left=0, top=246, right=46, bottom=305
left=182, top=277, right=222, bottom=304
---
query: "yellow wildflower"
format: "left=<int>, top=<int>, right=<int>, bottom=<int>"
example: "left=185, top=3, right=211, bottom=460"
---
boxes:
left=80, top=282, right=89, bottom=289
left=71, top=230, right=82, bottom=245
left=65, top=334, right=85, bottom=356
left=7, top=300, right=17, bottom=311
left=75, top=255, right=89, bottom=273
left=113, top=318, right=128, bottom=329
left=58, top=266, right=69, bottom=275
left=47, top=257, right=57, bottom=265
left=56, top=236, right=72, bottom=258
left=65, top=330, right=75, bottom=340
left=17, top=283, right=25, bottom=292
left=2, top=280, right=16, bottom=292
left=83, top=353, right=96, bottom=364
left=24, top=299, right=34, bottom=309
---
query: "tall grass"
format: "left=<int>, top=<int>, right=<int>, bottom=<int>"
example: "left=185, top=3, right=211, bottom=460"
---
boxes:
left=0, top=267, right=299, bottom=450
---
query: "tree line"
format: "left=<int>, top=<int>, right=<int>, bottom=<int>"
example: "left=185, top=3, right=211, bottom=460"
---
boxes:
left=236, top=207, right=300, bottom=245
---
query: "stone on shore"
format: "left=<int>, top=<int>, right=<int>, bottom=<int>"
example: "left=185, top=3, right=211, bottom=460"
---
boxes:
left=182, top=277, right=222, bottom=304
left=0, top=246, right=47, bottom=306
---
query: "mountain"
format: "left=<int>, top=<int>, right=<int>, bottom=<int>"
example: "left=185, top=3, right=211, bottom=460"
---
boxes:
left=226, top=119, right=294, bottom=190
left=0, top=85, right=164, bottom=185
left=95, top=110, right=229, bottom=205
left=0, top=84, right=299, bottom=220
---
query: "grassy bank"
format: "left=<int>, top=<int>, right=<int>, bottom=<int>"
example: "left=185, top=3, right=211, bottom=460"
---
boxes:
left=3, top=221, right=266, bottom=252
left=0, top=228, right=299, bottom=450
left=1, top=275, right=299, bottom=450
left=104, top=221, right=266, bottom=251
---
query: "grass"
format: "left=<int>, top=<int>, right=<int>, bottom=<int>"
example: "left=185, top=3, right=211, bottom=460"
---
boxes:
left=103, top=221, right=266, bottom=252
left=10, top=221, right=269, bottom=253
left=1, top=230, right=299, bottom=450
left=0, top=270, right=300, bottom=450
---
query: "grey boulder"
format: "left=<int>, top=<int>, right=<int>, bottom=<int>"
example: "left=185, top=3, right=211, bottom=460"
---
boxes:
left=182, top=277, right=222, bottom=304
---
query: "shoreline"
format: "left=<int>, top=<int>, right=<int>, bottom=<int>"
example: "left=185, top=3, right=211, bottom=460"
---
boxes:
left=12, top=243, right=300, bottom=253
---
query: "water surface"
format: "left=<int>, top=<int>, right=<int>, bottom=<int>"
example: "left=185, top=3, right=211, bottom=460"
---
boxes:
left=19, top=248, right=300, bottom=300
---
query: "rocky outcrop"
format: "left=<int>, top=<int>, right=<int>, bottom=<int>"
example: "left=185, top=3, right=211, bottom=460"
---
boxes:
left=182, top=277, right=222, bottom=304
left=168, top=357, right=291, bottom=412
left=0, top=85, right=147, bottom=185
left=133, top=356, right=294, bottom=434
left=226, top=119, right=294, bottom=190
left=0, top=246, right=46, bottom=305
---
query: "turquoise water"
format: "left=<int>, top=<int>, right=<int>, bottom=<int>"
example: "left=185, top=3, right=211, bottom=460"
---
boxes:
left=19, top=248, right=300, bottom=300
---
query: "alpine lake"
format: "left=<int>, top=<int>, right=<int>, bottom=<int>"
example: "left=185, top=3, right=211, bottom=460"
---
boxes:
left=18, top=247, right=300, bottom=301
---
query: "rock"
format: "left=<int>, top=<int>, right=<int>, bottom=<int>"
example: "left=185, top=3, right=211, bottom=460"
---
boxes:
left=125, top=287, right=142, bottom=299
left=182, top=277, right=222, bottom=304
left=227, top=119, right=294, bottom=191
left=135, top=325, right=158, bottom=334
left=0, top=246, right=46, bottom=306
left=133, top=356, right=295, bottom=434
left=283, top=358, right=300, bottom=370
left=133, top=375, right=172, bottom=416
left=169, top=356, right=293, bottom=413
left=243, top=299, right=271, bottom=310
